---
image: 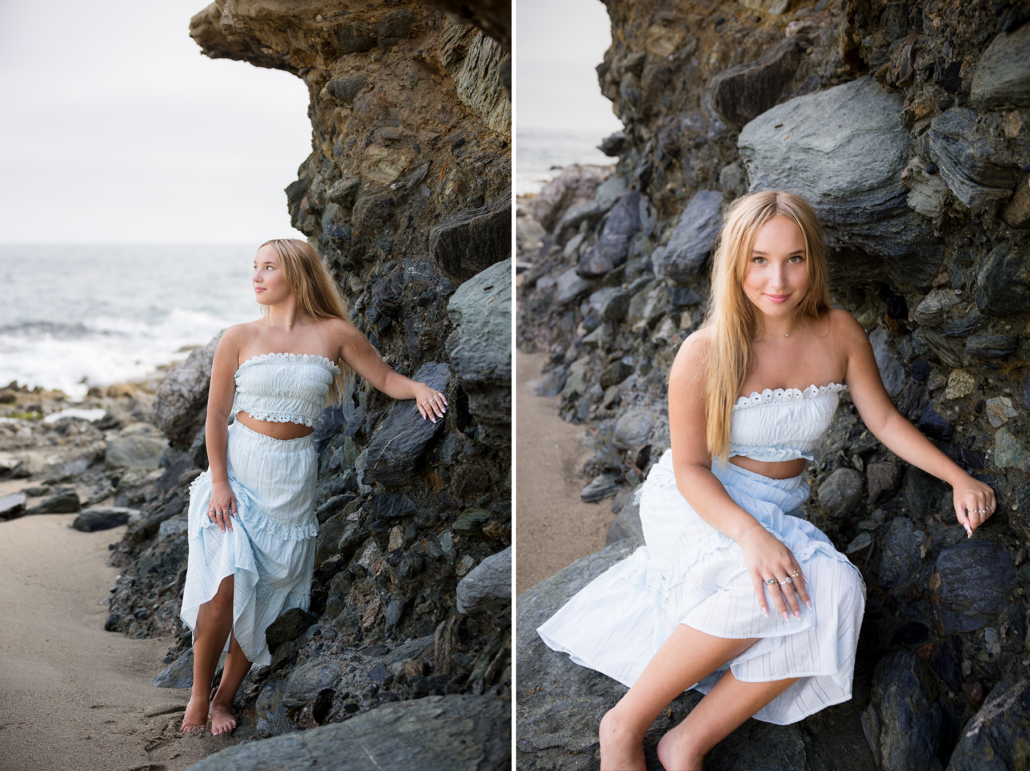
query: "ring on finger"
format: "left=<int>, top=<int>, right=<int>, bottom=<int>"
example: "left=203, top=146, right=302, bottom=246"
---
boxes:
left=779, top=577, right=792, bottom=585
left=790, top=570, right=801, bottom=577
left=765, top=578, right=777, bottom=585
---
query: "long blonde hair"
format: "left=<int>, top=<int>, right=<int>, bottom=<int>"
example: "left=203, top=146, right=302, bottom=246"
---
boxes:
left=259, top=238, right=356, bottom=402
left=701, top=191, right=831, bottom=464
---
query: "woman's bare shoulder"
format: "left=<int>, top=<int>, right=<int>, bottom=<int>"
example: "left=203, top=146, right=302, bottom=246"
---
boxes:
left=670, top=327, right=711, bottom=383
left=825, top=308, right=869, bottom=347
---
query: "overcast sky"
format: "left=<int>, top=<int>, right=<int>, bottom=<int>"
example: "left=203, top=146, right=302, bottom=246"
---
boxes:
left=516, top=0, right=623, bottom=133
left=0, top=0, right=311, bottom=243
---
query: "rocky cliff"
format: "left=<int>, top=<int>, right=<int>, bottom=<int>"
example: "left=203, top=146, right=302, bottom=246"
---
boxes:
left=517, top=1, right=1029, bottom=768
left=102, top=0, right=511, bottom=765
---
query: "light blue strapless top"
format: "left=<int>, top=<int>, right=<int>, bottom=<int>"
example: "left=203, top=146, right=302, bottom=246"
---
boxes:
left=729, top=383, right=847, bottom=463
left=232, top=353, right=341, bottom=428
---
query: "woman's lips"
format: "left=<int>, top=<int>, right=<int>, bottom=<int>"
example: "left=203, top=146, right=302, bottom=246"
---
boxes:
left=764, top=294, right=789, bottom=303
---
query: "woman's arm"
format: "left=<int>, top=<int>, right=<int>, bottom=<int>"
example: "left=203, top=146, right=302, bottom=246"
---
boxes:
left=836, top=310, right=996, bottom=536
left=669, top=332, right=812, bottom=620
left=333, top=319, right=447, bottom=422
left=204, top=327, right=242, bottom=532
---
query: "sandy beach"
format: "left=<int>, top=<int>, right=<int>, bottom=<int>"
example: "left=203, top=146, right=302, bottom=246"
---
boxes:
left=0, top=480, right=237, bottom=771
left=515, top=351, right=618, bottom=595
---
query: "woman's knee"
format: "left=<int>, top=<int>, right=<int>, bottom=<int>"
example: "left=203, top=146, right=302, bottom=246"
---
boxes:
left=207, top=576, right=235, bottom=613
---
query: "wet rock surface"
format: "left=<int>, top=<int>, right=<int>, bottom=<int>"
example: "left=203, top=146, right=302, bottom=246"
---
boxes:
left=517, top=0, right=1029, bottom=765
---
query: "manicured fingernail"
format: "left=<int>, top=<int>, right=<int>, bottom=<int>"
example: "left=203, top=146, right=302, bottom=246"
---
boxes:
left=805, top=600, right=812, bottom=609
left=761, top=607, right=768, bottom=617
left=782, top=611, right=789, bottom=620
left=794, top=611, right=801, bottom=619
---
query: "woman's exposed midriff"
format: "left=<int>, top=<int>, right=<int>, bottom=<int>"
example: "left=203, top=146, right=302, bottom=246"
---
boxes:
left=235, top=411, right=314, bottom=440
left=729, top=455, right=807, bottom=480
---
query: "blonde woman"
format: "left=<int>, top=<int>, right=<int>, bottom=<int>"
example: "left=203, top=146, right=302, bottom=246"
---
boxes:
left=537, top=191, right=996, bottom=770
left=179, top=239, right=447, bottom=735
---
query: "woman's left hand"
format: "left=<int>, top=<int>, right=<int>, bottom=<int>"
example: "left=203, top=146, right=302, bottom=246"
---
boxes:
left=412, top=383, right=448, bottom=423
left=952, top=474, right=997, bottom=538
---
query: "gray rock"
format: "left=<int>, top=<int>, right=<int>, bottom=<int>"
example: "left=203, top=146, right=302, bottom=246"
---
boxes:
left=817, top=468, right=864, bottom=520
left=187, top=695, right=510, bottom=771
left=739, top=77, right=939, bottom=289
left=970, top=24, right=1030, bottom=109
left=974, top=242, right=1030, bottom=316
left=867, top=652, right=944, bottom=771
left=158, top=514, right=188, bottom=542
left=456, top=546, right=511, bottom=616
left=446, top=258, right=511, bottom=448
left=709, top=36, right=810, bottom=127
left=254, top=677, right=291, bottom=738
left=429, top=188, right=511, bottom=284
left=0, top=492, right=26, bottom=521
left=331, top=21, right=376, bottom=54
left=150, top=332, right=222, bottom=448
left=11, top=451, right=46, bottom=478
left=129, top=493, right=184, bottom=542
left=606, top=487, right=643, bottom=545
left=555, top=173, right=629, bottom=245
left=27, top=488, right=80, bottom=515
left=913, top=289, right=967, bottom=327
left=613, top=409, right=655, bottom=449
left=153, top=647, right=197, bottom=689
left=326, top=73, right=368, bottom=104
left=965, top=334, right=1018, bottom=358
left=105, top=433, right=168, bottom=469
left=376, top=8, right=414, bottom=50
left=653, top=190, right=724, bottom=283
left=282, top=660, right=341, bottom=708
left=870, top=327, right=905, bottom=398
left=946, top=674, right=1030, bottom=771
left=576, top=191, right=641, bottom=278
left=72, top=506, right=139, bottom=532
left=925, top=109, right=1020, bottom=210
left=599, top=360, right=632, bottom=389
left=265, top=608, right=318, bottom=655
left=529, top=165, right=613, bottom=232
left=363, top=362, right=450, bottom=487
left=554, top=267, right=597, bottom=305
left=879, top=517, right=921, bottom=591
left=580, top=474, right=619, bottom=503
left=599, top=287, right=631, bottom=322
left=533, top=367, right=565, bottom=397
left=930, top=541, right=1015, bottom=634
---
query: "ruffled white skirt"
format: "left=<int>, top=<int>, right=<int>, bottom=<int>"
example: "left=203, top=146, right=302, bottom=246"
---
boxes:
left=181, top=420, right=319, bottom=667
left=537, top=449, right=866, bottom=725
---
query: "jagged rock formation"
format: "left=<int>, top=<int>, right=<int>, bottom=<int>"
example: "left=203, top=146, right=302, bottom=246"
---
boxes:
left=103, top=0, right=510, bottom=764
left=517, top=0, right=1029, bottom=768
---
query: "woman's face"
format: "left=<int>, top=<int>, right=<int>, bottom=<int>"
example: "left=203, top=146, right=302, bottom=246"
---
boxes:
left=742, top=215, right=809, bottom=320
left=253, top=244, right=290, bottom=306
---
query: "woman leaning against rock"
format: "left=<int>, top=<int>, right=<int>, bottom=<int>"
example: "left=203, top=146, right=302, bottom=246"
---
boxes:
left=179, top=238, right=447, bottom=735
left=537, top=191, right=997, bottom=770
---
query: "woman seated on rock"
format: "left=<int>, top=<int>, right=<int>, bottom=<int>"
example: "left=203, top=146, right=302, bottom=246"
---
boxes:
left=179, top=238, right=447, bottom=735
left=537, top=191, right=996, bottom=770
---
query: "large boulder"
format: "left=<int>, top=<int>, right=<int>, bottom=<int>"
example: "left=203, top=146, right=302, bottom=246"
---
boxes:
left=946, top=674, right=1030, bottom=771
left=862, top=652, right=944, bottom=771
left=652, top=190, right=724, bottom=283
left=429, top=187, right=511, bottom=284
left=456, top=545, right=511, bottom=616
left=187, top=694, right=510, bottom=771
left=445, top=258, right=511, bottom=449
left=970, top=24, right=1030, bottom=109
left=709, top=36, right=810, bottom=127
left=738, top=77, right=939, bottom=289
left=150, top=332, right=222, bottom=448
left=930, top=541, right=1015, bottom=634
left=576, top=191, right=642, bottom=278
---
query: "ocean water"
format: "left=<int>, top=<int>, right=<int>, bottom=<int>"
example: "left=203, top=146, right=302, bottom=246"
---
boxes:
left=516, top=127, right=618, bottom=197
left=0, top=244, right=263, bottom=400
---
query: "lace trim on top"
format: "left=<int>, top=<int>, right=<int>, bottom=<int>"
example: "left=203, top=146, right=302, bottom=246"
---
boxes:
left=734, top=382, right=847, bottom=411
left=236, top=410, right=318, bottom=428
left=235, top=352, right=341, bottom=378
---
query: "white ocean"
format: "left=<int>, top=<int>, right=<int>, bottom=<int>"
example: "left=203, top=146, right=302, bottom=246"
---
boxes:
left=516, top=127, right=618, bottom=197
left=0, top=243, right=263, bottom=400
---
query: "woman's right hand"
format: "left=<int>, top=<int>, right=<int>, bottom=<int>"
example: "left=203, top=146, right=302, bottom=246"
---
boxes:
left=738, top=526, right=812, bottom=621
left=207, top=481, right=238, bottom=533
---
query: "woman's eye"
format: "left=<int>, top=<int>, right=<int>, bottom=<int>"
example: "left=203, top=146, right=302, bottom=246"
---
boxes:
left=752, top=256, right=766, bottom=264
left=789, top=255, right=804, bottom=263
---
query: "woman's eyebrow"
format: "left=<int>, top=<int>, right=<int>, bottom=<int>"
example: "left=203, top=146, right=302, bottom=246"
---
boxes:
left=750, top=249, right=806, bottom=256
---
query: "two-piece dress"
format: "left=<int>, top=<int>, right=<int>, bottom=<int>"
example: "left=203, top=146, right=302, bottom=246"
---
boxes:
left=181, top=352, right=340, bottom=667
left=538, top=383, right=867, bottom=725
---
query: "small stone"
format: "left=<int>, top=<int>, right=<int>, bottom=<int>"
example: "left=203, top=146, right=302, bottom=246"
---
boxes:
left=985, top=396, right=1017, bottom=428
left=612, top=409, right=654, bottom=449
left=867, top=462, right=900, bottom=502
left=847, top=532, right=873, bottom=553
left=452, top=509, right=490, bottom=534
left=995, top=428, right=1030, bottom=471
left=580, top=474, right=619, bottom=503
left=456, top=546, right=510, bottom=616
left=599, top=361, right=633, bottom=389
left=456, top=554, right=477, bottom=576
left=817, top=468, right=864, bottom=520
left=0, top=492, right=27, bottom=521
left=27, top=488, right=80, bottom=515
left=945, top=369, right=976, bottom=400
left=72, top=506, right=140, bottom=532
left=388, top=526, right=404, bottom=552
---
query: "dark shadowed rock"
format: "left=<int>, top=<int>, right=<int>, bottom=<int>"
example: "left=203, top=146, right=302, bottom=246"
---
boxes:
left=533, top=367, right=566, bottom=397
left=864, top=652, right=944, bottom=771
left=925, top=109, right=1020, bottom=210
left=817, top=468, right=865, bottom=520
left=576, top=191, right=641, bottom=278
left=326, top=73, right=368, bottom=104
left=363, top=363, right=450, bottom=487
left=0, top=492, right=27, bottom=521
left=150, top=332, right=222, bottom=448
left=580, top=474, right=619, bottom=503
left=879, top=517, right=921, bottom=591
left=153, top=647, right=197, bottom=689
left=870, top=327, right=905, bottom=398
left=282, top=660, right=341, bottom=708
left=555, top=173, right=629, bottom=245
left=606, top=488, right=643, bottom=545
left=600, top=287, right=631, bottom=322
left=265, top=608, right=317, bottom=655
left=653, top=190, right=724, bottom=283
left=27, top=488, right=80, bottom=515
left=709, top=36, right=810, bottom=127
left=970, top=24, right=1030, bottom=109
left=599, top=360, right=633, bottom=389
left=331, top=21, right=376, bottom=54
left=867, top=463, right=900, bottom=503
left=446, top=259, right=511, bottom=448
left=376, top=9, right=414, bottom=50
left=188, top=695, right=510, bottom=771
left=429, top=188, right=511, bottom=284
left=456, top=546, right=510, bottom=616
left=974, top=242, right=1030, bottom=316
left=946, top=674, right=1030, bottom=771
left=72, top=506, right=139, bottom=532
left=930, top=541, right=1015, bottom=634
left=739, top=77, right=939, bottom=289
left=964, top=334, right=1017, bottom=358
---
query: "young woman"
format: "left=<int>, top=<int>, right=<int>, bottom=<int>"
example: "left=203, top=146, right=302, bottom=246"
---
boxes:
left=537, top=191, right=996, bottom=770
left=179, top=238, right=447, bottom=735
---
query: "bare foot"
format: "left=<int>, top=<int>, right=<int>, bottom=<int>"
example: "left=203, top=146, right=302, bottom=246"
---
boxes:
left=599, top=708, right=646, bottom=771
left=180, top=696, right=208, bottom=733
left=656, top=722, right=705, bottom=771
left=210, top=701, right=237, bottom=736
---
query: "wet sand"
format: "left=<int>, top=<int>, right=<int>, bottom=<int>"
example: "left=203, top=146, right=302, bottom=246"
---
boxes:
left=0, top=490, right=238, bottom=771
left=515, top=351, right=618, bottom=595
